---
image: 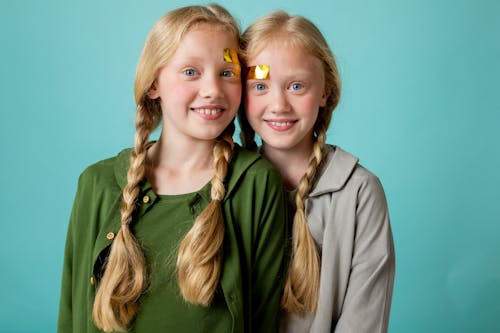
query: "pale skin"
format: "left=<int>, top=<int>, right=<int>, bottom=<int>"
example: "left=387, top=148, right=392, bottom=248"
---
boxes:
left=262, top=141, right=314, bottom=191
left=146, top=138, right=215, bottom=195
left=146, top=24, right=241, bottom=195
left=245, top=42, right=328, bottom=190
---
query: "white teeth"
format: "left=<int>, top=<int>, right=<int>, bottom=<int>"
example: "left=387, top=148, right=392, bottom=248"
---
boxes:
left=196, top=108, right=222, bottom=115
left=270, top=121, right=292, bottom=127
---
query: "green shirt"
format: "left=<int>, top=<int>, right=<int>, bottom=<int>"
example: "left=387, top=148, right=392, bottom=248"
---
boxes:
left=58, top=145, right=288, bottom=333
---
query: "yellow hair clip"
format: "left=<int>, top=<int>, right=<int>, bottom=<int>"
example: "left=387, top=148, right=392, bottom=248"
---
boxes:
left=223, top=48, right=240, bottom=64
left=223, top=48, right=241, bottom=78
left=247, top=65, right=270, bottom=80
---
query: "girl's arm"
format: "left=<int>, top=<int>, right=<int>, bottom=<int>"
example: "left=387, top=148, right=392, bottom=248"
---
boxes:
left=57, top=175, right=84, bottom=333
left=58, top=220, right=74, bottom=333
left=57, top=164, right=113, bottom=333
left=335, top=175, right=395, bottom=333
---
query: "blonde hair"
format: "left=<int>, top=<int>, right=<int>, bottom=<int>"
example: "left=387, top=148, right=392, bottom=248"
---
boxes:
left=238, top=11, right=341, bottom=314
left=92, top=5, right=239, bottom=332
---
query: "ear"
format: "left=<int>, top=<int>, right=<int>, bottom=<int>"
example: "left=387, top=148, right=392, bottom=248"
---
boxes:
left=320, top=86, right=330, bottom=107
left=147, top=81, right=160, bottom=99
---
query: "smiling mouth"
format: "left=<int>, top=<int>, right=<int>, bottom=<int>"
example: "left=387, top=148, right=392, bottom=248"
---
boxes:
left=264, top=119, right=297, bottom=131
left=267, top=121, right=295, bottom=127
left=192, top=108, right=224, bottom=115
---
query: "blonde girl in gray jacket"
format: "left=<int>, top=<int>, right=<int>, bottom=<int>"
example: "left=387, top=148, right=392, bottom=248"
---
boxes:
left=238, top=11, right=395, bottom=333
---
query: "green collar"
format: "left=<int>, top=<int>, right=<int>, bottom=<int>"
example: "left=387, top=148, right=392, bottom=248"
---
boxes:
left=112, top=143, right=262, bottom=202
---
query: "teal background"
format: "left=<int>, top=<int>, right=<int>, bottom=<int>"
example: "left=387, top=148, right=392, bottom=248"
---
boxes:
left=1, top=0, right=499, bottom=332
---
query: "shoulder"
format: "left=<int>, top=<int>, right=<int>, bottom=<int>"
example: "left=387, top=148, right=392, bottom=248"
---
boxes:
left=311, top=145, right=384, bottom=196
left=225, top=145, right=283, bottom=199
left=77, top=147, right=131, bottom=191
left=229, top=144, right=281, bottom=179
left=79, top=156, right=116, bottom=185
left=231, top=145, right=277, bottom=171
left=68, top=150, right=130, bottom=237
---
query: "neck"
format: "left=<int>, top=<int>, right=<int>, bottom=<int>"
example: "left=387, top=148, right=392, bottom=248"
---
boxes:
left=262, top=141, right=314, bottom=191
left=146, top=135, right=217, bottom=195
left=149, top=135, right=215, bottom=171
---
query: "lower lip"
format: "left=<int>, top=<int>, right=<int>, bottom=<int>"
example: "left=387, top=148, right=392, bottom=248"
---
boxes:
left=192, top=109, right=224, bottom=120
left=265, top=120, right=296, bottom=131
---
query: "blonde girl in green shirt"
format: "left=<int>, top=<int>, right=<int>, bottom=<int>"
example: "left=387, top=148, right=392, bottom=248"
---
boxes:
left=58, top=5, right=287, bottom=333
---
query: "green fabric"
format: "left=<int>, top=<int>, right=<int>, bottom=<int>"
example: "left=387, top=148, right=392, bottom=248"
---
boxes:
left=132, top=186, right=232, bottom=332
left=58, top=145, right=288, bottom=333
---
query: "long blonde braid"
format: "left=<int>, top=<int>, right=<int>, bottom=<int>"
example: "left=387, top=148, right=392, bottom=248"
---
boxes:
left=177, top=123, right=235, bottom=305
left=281, top=112, right=328, bottom=313
left=93, top=102, right=159, bottom=332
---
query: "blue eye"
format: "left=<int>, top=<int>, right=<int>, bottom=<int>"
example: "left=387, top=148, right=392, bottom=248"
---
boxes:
left=183, top=69, right=196, bottom=76
left=222, top=70, right=235, bottom=78
left=255, top=83, right=266, bottom=91
left=290, top=82, right=303, bottom=91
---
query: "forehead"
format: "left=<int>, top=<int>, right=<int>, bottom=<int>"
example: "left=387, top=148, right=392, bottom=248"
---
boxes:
left=177, top=24, right=238, bottom=52
left=247, top=42, right=322, bottom=77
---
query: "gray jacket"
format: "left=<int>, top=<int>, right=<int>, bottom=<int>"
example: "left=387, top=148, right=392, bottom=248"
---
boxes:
left=281, top=145, right=395, bottom=333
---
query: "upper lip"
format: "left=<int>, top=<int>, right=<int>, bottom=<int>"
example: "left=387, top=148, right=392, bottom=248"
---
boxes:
left=264, top=118, right=297, bottom=122
left=190, top=104, right=226, bottom=110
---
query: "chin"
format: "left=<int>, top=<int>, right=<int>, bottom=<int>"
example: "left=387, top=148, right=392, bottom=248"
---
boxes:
left=199, top=130, right=228, bottom=141
left=265, top=141, right=295, bottom=151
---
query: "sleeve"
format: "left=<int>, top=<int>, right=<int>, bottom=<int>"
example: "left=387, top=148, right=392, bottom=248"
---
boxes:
left=335, top=175, right=395, bottom=333
left=250, top=168, right=289, bottom=333
left=57, top=175, right=83, bottom=333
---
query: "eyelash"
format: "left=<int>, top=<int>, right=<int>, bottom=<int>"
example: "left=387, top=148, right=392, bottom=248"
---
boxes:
left=221, top=70, right=236, bottom=78
left=250, top=82, right=305, bottom=93
left=182, top=68, right=237, bottom=78
left=290, top=83, right=303, bottom=90
left=255, top=83, right=267, bottom=91
left=183, top=68, right=197, bottom=77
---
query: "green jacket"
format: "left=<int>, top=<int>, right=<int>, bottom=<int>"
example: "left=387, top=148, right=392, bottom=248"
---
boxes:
left=58, top=145, right=287, bottom=333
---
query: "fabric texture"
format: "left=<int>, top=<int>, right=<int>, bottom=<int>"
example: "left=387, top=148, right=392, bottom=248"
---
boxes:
left=281, top=145, right=395, bottom=333
left=58, top=144, right=288, bottom=333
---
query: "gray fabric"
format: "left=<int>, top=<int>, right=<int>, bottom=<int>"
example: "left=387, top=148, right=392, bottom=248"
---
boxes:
left=281, top=145, right=395, bottom=333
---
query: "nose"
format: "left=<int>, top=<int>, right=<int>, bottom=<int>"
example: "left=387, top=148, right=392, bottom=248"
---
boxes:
left=270, top=89, right=291, bottom=113
left=199, top=73, right=223, bottom=99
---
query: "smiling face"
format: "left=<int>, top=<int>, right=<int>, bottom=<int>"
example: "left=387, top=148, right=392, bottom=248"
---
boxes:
left=149, top=24, right=241, bottom=143
left=244, top=42, right=327, bottom=154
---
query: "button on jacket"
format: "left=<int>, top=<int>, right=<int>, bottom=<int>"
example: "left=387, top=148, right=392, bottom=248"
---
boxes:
left=282, top=145, right=395, bottom=333
left=58, top=144, right=288, bottom=333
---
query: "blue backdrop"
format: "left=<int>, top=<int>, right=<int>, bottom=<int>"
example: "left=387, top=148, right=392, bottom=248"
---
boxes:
left=1, top=0, right=499, bottom=332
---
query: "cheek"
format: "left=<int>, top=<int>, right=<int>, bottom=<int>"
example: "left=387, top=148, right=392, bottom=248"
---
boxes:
left=300, top=95, right=322, bottom=115
left=228, top=84, right=242, bottom=106
left=162, top=79, right=192, bottom=102
left=244, top=94, right=262, bottom=118
left=291, top=96, right=320, bottom=128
